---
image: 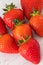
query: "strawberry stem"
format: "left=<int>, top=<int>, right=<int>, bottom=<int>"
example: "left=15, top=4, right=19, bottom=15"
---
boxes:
left=13, top=19, right=22, bottom=26
left=19, top=35, right=31, bottom=44
left=3, top=3, right=16, bottom=14
left=30, top=9, right=40, bottom=17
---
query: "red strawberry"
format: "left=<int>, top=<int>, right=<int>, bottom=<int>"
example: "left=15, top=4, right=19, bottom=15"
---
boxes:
left=19, top=38, right=40, bottom=64
left=0, top=34, right=18, bottom=53
left=29, top=13, right=43, bottom=37
left=12, top=23, right=32, bottom=46
left=3, top=3, right=24, bottom=29
left=21, top=0, right=43, bottom=19
left=0, top=17, right=7, bottom=35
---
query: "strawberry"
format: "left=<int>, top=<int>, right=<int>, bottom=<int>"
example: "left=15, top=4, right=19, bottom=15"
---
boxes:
left=12, top=23, right=32, bottom=46
left=29, top=12, right=43, bottom=37
left=3, top=3, right=24, bottom=29
left=0, top=17, right=7, bottom=35
left=0, top=34, right=18, bottom=53
left=19, top=38, right=40, bottom=64
left=21, top=0, right=43, bottom=19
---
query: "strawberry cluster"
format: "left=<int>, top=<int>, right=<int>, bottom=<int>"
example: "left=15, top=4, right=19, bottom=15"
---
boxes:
left=0, top=0, right=43, bottom=64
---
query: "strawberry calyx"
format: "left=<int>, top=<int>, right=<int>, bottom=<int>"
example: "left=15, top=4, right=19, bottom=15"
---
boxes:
left=30, top=9, right=40, bottom=17
left=18, top=35, right=31, bottom=46
left=3, top=3, right=16, bottom=14
left=13, top=19, right=23, bottom=26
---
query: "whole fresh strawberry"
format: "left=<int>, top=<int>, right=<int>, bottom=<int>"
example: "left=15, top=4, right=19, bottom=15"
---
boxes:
left=19, top=38, right=40, bottom=64
left=12, top=22, right=32, bottom=46
left=0, top=17, right=7, bottom=35
left=3, top=3, right=24, bottom=29
left=21, top=0, right=43, bottom=19
left=0, top=34, right=18, bottom=53
left=29, top=11, right=43, bottom=37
